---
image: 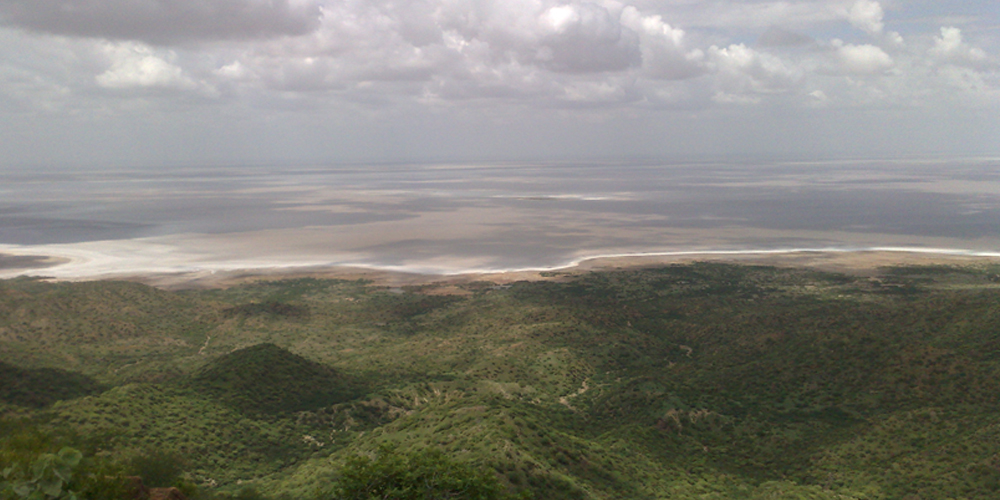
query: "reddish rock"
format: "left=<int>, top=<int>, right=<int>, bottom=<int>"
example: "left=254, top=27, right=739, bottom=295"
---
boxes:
left=124, top=477, right=187, bottom=500
left=126, top=476, right=149, bottom=500
left=149, top=487, right=188, bottom=500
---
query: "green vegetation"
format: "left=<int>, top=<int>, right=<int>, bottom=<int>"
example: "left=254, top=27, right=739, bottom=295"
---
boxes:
left=2, top=263, right=1000, bottom=499
left=0, top=363, right=103, bottom=409
left=330, top=446, right=509, bottom=500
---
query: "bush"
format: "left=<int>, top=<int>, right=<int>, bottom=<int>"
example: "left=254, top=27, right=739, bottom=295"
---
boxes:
left=331, top=446, right=507, bottom=500
left=126, top=451, right=185, bottom=488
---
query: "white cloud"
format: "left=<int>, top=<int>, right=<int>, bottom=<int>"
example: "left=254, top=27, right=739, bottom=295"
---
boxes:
left=832, top=41, right=894, bottom=75
left=533, top=2, right=641, bottom=73
left=96, top=43, right=198, bottom=90
left=215, top=61, right=251, bottom=81
left=930, top=27, right=990, bottom=68
left=847, top=0, right=884, bottom=35
left=621, top=6, right=704, bottom=80
left=935, top=65, right=993, bottom=95
left=708, top=43, right=801, bottom=100
left=884, top=31, right=905, bottom=48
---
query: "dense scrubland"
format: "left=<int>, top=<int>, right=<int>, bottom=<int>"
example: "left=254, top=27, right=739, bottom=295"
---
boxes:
left=2, top=262, right=1000, bottom=499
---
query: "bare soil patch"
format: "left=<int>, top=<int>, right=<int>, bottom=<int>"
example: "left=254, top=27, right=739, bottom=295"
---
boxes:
left=0, top=253, right=67, bottom=271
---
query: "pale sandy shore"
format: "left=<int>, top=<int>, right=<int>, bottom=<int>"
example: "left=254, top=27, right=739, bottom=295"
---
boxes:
left=17, top=249, right=995, bottom=291
left=3, top=238, right=1000, bottom=290
left=5, top=222, right=1000, bottom=290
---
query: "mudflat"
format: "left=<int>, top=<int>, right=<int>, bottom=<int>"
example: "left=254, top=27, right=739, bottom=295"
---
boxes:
left=0, top=253, right=66, bottom=271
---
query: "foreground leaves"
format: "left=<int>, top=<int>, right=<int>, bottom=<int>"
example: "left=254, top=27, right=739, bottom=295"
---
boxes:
left=2, top=447, right=81, bottom=500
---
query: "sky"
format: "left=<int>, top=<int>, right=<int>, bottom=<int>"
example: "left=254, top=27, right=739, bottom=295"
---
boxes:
left=1, top=0, right=998, bottom=166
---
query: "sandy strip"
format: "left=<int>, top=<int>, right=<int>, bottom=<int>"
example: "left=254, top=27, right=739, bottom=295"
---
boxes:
left=569, top=248, right=1000, bottom=275
left=3, top=246, right=997, bottom=290
left=3, top=224, right=1000, bottom=290
left=132, top=249, right=1000, bottom=290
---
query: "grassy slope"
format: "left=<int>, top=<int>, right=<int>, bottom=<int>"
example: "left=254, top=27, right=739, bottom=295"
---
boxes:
left=2, top=265, right=1000, bottom=499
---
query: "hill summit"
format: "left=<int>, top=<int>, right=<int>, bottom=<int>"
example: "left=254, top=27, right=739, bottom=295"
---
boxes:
left=188, top=343, right=358, bottom=414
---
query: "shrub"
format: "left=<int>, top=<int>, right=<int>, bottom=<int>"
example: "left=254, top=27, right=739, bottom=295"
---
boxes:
left=331, top=446, right=506, bottom=500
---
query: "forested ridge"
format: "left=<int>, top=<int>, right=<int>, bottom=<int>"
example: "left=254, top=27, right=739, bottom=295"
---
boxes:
left=2, top=263, right=999, bottom=499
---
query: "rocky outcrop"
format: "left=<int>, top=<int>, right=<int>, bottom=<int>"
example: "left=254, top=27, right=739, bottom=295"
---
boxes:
left=127, top=476, right=188, bottom=500
left=149, top=487, right=188, bottom=500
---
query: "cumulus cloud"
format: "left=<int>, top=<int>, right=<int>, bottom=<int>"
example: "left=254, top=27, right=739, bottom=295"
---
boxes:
left=96, top=42, right=198, bottom=90
left=209, top=0, right=714, bottom=99
left=847, top=0, right=884, bottom=35
left=709, top=43, right=801, bottom=98
left=884, top=31, right=905, bottom=48
left=832, top=40, right=894, bottom=75
left=930, top=27, right=990, bottom=68
left=0, top=0, right=322, bottom=44
left=621, top=7, right=704, bottom=80
left=533, top=3, right=641, bottom=73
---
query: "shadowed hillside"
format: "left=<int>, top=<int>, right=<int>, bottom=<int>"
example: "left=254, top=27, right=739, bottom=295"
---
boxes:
left=187, top=343, right=362, bottom=414
left=0, top=361, right=103, bottom=408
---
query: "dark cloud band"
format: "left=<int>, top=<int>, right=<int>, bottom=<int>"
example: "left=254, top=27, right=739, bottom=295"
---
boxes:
left=0, top=0, right=322, bottom=43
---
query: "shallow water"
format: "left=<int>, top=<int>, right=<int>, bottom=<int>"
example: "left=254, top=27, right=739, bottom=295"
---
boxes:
left=3, top=158, right=1000, bottom=277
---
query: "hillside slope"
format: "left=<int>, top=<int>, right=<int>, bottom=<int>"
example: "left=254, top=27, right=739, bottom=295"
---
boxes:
left=2, top=264, right=1000, bottom=499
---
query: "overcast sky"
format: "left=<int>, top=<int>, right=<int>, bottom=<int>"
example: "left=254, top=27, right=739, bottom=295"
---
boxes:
left=1, top=0, right=998, bottom=167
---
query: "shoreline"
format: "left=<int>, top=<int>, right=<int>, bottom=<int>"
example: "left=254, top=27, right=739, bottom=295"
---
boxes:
left=3, top=246, right=999, bottom=290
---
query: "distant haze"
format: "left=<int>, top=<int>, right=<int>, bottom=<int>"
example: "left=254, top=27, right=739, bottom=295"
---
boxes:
left=0, top=0, right=998, bottom=166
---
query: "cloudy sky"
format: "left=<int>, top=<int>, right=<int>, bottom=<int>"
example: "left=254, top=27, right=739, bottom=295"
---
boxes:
left=1, top=0, right=997, bottom=166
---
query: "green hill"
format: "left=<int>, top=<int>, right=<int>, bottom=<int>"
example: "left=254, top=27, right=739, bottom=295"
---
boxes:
left=187, top=343, right=361, bottom=414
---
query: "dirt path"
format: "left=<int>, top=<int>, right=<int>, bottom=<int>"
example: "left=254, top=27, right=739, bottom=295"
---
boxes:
left=558, top=379, right=590, bottom=410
